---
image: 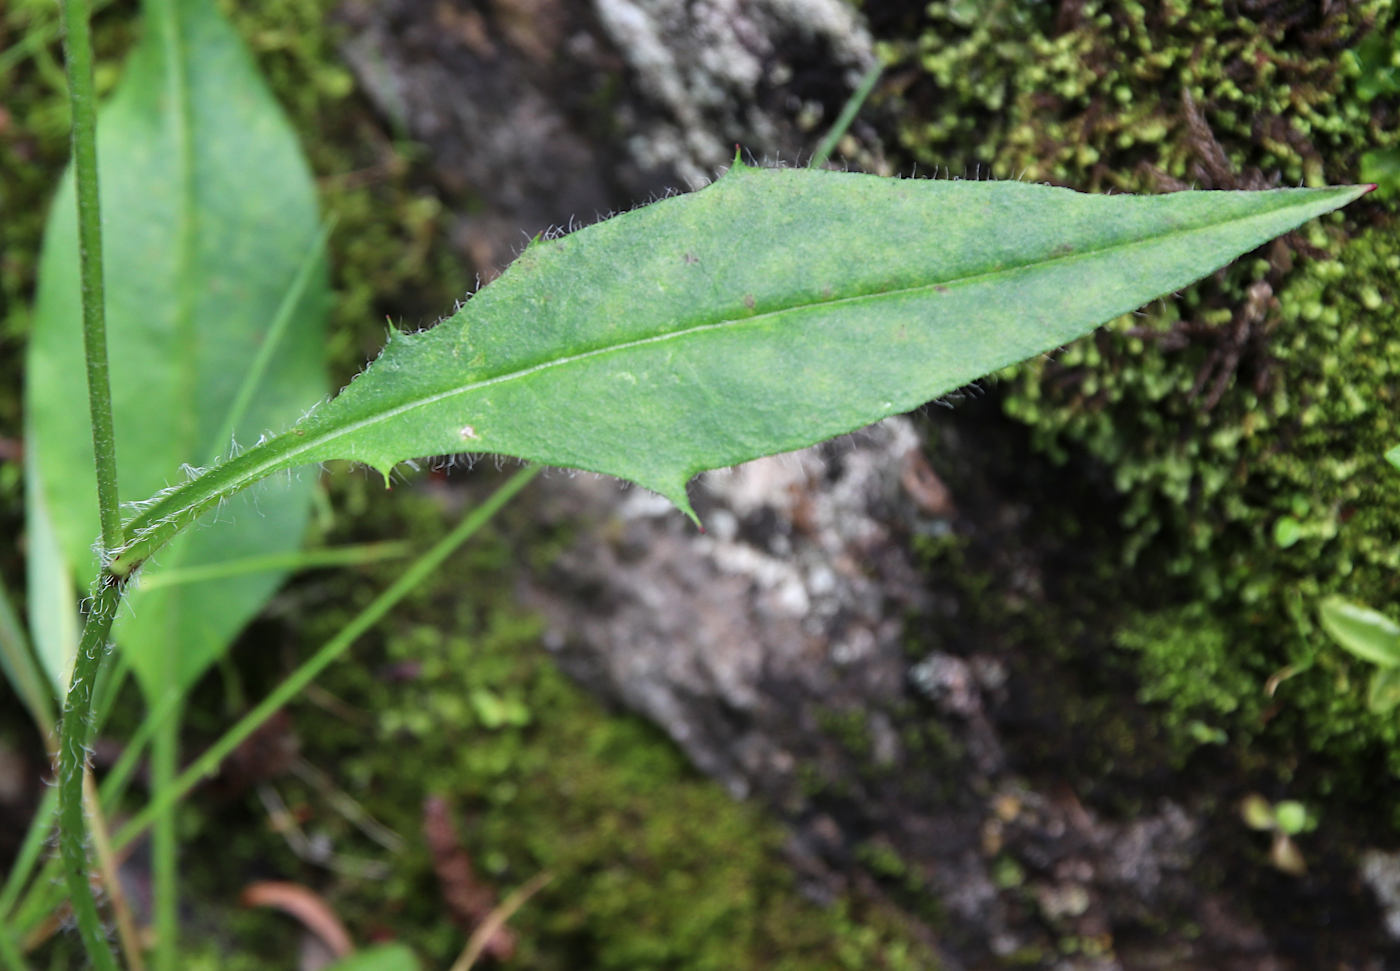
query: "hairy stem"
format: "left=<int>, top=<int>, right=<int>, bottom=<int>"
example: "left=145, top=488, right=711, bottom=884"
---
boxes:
left=5, top=691, right=182, bottom=945
left=59, top=0, right=123, bottom=554
left=57, top=576, right=124, bottom=971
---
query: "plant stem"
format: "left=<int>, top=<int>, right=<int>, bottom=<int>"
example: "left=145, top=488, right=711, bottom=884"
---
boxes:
left=56, top=575, right=124, bottom=971
left=0, top=0, right=117, bottom=76
left=59, top=0, right=123, bottom=555
left=0, top=921, right=32, bottom=971
left=5, top=690, right=182, bottom=947
left=151, top=699, right=182, bottom=971
left=57, top=2, right=124, bottom=964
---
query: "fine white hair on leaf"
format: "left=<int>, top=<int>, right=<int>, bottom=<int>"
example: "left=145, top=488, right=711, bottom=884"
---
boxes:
left=115, top=588, right=139, bottom=619
left=299, top=396, right=332, bottom=423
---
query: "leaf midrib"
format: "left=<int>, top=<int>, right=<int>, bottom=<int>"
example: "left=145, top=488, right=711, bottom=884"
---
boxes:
left=143, top=0, right=199, bottom=689
left=309, top=195, right=1320, bottom=447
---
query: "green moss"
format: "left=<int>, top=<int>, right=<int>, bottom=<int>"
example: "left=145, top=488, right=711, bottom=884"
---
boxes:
left=887, top=1, right=1400, bottom=799
left=887, top=0, right=1393, bottom=191
left=1015, top=222, right=1400, bottom=782
left=816, top=706, right=875, bottom=761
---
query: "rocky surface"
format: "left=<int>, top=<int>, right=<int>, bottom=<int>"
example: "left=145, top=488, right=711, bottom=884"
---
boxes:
left=515, top=411, right=1391, bottom=970
left=337, top=0, right=879, bottom=274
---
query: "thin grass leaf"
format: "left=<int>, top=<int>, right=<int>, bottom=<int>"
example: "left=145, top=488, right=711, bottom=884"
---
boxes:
left=1319, top=596, right=1400, bottom=668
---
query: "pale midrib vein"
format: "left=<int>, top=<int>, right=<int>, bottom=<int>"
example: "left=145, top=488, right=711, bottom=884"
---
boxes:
left=117, top=194, right=1332, bottom=553
left=150, top=0, right=199, bottom=662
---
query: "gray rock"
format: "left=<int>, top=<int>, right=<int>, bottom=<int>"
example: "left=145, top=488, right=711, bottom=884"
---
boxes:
left=514, top=411, right=1362, bottom=969
left=338, top=0, right=880, bottom=274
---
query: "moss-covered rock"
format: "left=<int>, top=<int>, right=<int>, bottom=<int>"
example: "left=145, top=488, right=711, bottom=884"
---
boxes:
left=886, top=0, right=1391, bottom=190
left=880, top=0, right=1400, bottom=801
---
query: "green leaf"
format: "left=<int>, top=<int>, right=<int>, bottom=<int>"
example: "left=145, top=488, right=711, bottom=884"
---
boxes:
left=24, top=439, right=80, bottom=698
left=1370, top=667, right=1400, bottom=714
left=1240, top=794, right=1275, bottom=831
left=0, top=561, right=54, bottom=736
left=470, top=687, right=532, bottom=729
left=1273, top=516, right=1303, bottom=549
left=1318, top=596, right=1400, bottom=668
left=110, top=169, right=1368, bottom=572
left=1272, top=800, right=1310, bottom=836
left=1385, top=444, right=1400, bottom=472
left=26, top=0, right=327, bottom=696
left=322, top=945, right=420, bottom=971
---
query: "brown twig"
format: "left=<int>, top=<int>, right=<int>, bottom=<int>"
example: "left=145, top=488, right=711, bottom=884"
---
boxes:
left=239, top=881, right=354, bottom=958
left=423, top=795, right=517, bottom=961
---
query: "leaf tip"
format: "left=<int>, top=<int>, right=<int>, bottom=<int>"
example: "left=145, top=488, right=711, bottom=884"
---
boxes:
left=648, top=476, right=703, bottom=529
left=726, top=148, right=755, bottom=177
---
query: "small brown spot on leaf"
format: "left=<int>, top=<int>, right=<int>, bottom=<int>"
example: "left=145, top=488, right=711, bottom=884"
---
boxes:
left=934, top=285, right=949, bottom=294
left=743, top=294, right=756, bottom=310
